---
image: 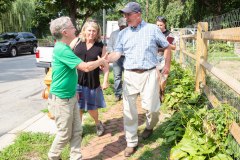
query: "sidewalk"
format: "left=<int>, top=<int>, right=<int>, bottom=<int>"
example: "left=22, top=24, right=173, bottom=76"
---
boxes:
left=0, top=112, right=57, bottom=151
left=0, top=97, right=171, bottom=159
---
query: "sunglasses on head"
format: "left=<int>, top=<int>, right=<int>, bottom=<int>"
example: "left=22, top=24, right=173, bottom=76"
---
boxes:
left=87, top=20, right=98, bottom=24
left=157, top=16, right=164, bottom=19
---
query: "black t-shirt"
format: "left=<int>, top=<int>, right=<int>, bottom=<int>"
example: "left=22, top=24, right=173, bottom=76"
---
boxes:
left=74, top=41, right=103, bottom=89
left=158, top=30, right=171, bottom=53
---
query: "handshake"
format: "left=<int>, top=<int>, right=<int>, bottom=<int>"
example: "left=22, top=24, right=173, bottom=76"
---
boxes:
left=98, top=53, right=109, bottom=70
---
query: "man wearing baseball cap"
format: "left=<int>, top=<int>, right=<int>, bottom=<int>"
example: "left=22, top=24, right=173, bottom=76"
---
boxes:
left=106, top=2, right=171, bottom=157
left=108, top=18, right=127, bottom=102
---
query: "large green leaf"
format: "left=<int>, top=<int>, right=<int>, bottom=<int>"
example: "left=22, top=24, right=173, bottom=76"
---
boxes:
left=192, top=155, right=206, bottom=160
left=170, top=149, right=188, bottom=159
left=167, top=135, right=177, bottom=143
left=180, top=143, right=199, bottom=156
left=198, top=145, right=216, bottom=154
left=210, top=154, right=233, bottom=160
left=165, top=131, right=176, bottom=136
left=182, top=156, right=190, bottom=160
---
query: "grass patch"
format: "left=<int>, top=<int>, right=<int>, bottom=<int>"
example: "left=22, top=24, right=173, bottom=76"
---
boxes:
left=0, top=132, right=70, bottom=160
left=40, top=107, right=49, bottom=113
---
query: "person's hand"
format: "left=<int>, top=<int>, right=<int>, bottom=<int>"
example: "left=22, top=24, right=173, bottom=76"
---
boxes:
left=97, top=56, right=109, bottom=69
left=103, top=53, right=108, bottom=60
left=99, top=65, right=104, bottom=70
left=76, top=91, right=79, bottom=101
left=101, top=81, right=109, bottom=90
left=161, top=65, right=170, bottom=76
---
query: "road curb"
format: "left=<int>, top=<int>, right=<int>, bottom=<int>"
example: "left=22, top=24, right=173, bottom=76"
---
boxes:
left=8, top=112, right=46, bottom=134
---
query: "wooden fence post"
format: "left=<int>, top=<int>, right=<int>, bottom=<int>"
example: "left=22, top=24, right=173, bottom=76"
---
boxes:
left=180, top=29, right=185, bottom=66
left=196, top=22, right=208, bottom=92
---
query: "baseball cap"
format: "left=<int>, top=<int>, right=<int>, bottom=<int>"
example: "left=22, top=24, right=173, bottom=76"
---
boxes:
left=118, top=18, right=127, bottom=26
left=119, top=2, right=142, bottom=13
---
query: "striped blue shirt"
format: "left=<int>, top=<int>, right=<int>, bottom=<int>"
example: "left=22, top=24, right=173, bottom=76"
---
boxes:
left=114, top=20, right=169, bottom=69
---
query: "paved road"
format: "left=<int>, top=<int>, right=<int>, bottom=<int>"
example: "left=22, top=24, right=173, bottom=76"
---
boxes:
left=0, top=53, right=47, bottom=136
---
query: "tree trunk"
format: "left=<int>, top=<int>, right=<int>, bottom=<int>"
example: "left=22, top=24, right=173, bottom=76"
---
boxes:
left=69, top=10, right=76, bottom=27
left=212, top=12, right=222, bottom=30
left=79, top=10, right=95, bottom=33
left=35, top=28, right=39, bottom=38
left=146, top=0, right=148, bottom=22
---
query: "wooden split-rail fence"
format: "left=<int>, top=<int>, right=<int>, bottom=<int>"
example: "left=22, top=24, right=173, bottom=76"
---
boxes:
left=175, top=22, right=240, bottom=145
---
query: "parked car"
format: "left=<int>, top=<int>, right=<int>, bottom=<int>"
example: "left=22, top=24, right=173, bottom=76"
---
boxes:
left=0, top=32, right=38, bottom=57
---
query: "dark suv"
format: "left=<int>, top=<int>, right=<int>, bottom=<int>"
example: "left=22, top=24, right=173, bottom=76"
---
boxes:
left=0, top=32, right=38, bottom=57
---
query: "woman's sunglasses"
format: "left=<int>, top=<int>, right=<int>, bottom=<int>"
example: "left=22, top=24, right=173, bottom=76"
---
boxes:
left=87, top=20, right=98, bottom=24
left=157, top=16, right=164, bottom=19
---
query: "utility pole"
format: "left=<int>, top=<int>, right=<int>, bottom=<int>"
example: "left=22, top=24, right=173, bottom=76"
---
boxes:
left=103, top=9, right=106, bottom=45
left=23, top=14, right=25, bottom=32
left=146, top=0, right=148, bottom=22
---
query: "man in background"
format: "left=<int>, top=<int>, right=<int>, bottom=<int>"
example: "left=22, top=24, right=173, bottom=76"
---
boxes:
left=108, top=18, right=127, bottom=102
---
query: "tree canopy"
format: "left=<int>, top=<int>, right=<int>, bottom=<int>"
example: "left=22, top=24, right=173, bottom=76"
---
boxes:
left=45, top=0, right=122, bottom=32
left=0, top=0, right=36, bottom=33
left=0, top=0, right=15, bottom=14
left=31, top=2, right=57, bottom=38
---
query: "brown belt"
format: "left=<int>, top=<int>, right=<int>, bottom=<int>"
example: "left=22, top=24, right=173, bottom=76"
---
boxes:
left=125, top=67, right=156, bottom=73
left=158, top=52, right=164, bottom=55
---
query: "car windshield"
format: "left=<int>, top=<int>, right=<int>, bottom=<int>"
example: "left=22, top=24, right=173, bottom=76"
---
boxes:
left=0, top=34, right=18, bottom=40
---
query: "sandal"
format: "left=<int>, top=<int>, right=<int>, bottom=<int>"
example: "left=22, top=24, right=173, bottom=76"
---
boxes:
left=96, top=120, right=104, bottom=136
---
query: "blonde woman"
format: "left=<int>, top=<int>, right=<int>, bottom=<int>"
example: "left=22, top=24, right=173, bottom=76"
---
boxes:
left=70, top=20, right=109, bottom=136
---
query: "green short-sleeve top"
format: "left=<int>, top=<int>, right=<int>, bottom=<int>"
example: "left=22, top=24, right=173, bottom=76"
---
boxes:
left=50, top=42, right=82, bottom=99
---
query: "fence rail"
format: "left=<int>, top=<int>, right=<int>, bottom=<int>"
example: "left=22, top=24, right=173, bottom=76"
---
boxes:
left=175, top=22, right=240, bottom=148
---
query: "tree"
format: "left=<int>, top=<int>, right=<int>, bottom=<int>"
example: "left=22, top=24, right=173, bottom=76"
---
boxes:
left=0, top=0, right=15, bottom=14
left=197, top=0, right=240, bottom=30
left=45, top=0, right=122, bottom=32
left=0, top=0, right=36, bottom=33
left=31, top=2, right=57, bottom=38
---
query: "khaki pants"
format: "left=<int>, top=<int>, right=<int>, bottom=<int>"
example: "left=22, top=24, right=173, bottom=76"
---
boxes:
left=123, top=69, right=160, bottom=147
left=48, top=94, right=82, bottom=160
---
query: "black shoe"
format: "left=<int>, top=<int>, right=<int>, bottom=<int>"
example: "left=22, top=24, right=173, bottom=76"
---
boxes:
left=114, top=97, right=121, bottom=102
left=142, top=128, right=153, bottom=139
left=96, top=120, right=104, bottom=136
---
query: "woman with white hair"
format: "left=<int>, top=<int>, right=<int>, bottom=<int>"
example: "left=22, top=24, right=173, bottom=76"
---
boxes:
left=70, top=20, right=109, bottom=137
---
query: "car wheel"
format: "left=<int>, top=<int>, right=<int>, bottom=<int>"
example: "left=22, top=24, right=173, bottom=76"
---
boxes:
left=45, top=68, right=49, bottom=74
left=31, top=45, right=37, bottom=54
left=10, top=47, right=18, bottom=57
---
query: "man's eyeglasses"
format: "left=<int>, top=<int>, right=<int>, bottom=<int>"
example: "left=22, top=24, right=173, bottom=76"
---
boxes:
left=87, top=20, right=98, bottom=24
left=65, top=26, right=75, bottom=29
left=157, top=16, right=164, bottom=19
left=124, top=12, right=137, bottom=18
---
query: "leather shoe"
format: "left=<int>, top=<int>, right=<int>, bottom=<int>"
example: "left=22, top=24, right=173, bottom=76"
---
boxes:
left=142, top=128, right=153, bottom=139
left=114, top=97, right=121, bottom=102
left=124, top=146, right=137, bottom=157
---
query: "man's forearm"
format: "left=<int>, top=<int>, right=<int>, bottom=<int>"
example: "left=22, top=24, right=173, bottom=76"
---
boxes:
left=164, top=45, right=171, bottom=67
left=76, top=60, right=101, bottom=72
left=108, top=52, right=122, bottom=63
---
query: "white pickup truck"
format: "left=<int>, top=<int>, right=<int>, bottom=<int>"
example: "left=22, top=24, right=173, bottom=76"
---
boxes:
left=35, top=46, right=54, bottom=74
